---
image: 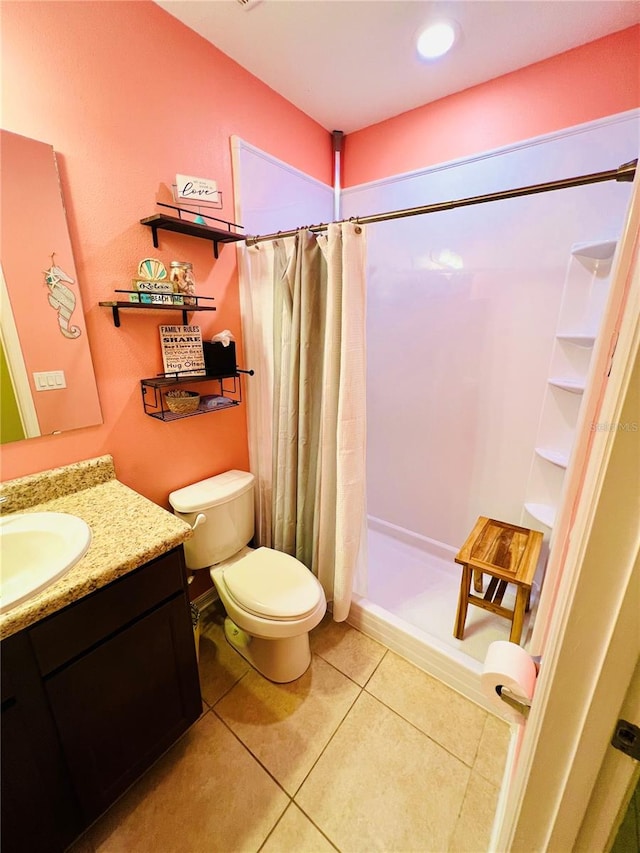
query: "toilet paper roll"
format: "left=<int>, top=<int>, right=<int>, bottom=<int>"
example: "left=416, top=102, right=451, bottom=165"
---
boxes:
left=481, top=641, right=538, bottom=724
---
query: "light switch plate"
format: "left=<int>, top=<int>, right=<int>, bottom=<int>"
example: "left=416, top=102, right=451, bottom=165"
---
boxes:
left=33, top=370, right=66, bottom=391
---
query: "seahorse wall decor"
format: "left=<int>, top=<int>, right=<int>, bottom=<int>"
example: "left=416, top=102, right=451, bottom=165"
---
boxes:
left=43, top=254, right=81, bottom=339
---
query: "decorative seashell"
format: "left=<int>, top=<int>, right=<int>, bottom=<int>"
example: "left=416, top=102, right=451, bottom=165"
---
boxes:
left=137, top=257, right=167, bottom=280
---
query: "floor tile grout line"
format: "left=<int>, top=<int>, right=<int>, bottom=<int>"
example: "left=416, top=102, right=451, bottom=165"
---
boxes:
left=287, top=679, right=364, bottom=800
left=202, top=619, right=505, bottom=842
left=209, top=626, right=490, bottom=771
left=284, top=658, right=363, bottom=808
left=470, top=710, right=490, bottom=768
left=255, top=806, right=287, bottom=853
left=472, top=764, right=509, bottom=789
left=445, top=759, right=475, bottom=852
left=205, top=703, right=344, bottom=852
left=210, top=702, right=296, bottom=800
left=209, top=682, right=376, bottom=849
left=310, top=644, right=388, bottom=690
left=254, top=799, right=292, bottom=853
left=203, top=660, right=252, bottom=708
left=288, top=801, right=343, bottom=852
left=204, top=623, right=500, bottom=773
left=257, top=801, right=341, bottom=853
left=361, top=645, right=389, bottom=688
left=470, top=714, right=515, bottom=788
left=360, top=685, right=482, bottom=770
left=206, top=662, right=411, bottom=813
left=206, top=646, right=371, bottom=801
left=287, top=682, right=369, bottom=852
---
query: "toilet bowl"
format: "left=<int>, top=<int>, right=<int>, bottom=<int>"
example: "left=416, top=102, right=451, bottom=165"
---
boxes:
left=211, top=547, right=326, bottom=682
left=168, top=471, right=326, bottom=683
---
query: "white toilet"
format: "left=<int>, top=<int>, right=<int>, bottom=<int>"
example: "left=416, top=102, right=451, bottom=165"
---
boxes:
left=168, top=470, right=326, bottom=683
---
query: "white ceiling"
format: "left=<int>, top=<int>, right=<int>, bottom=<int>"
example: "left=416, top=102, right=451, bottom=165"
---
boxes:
left=156, top=1, right=640, bottom=134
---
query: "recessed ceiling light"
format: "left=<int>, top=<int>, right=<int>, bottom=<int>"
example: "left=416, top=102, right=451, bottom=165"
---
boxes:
left=417, top=21, right=457, bottom=60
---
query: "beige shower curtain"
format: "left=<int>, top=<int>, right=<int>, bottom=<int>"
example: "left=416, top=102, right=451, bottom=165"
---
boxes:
left=239, top=222, right=366, bottom=621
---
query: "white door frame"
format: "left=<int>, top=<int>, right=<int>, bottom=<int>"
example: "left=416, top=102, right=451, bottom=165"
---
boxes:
left=496, top=171, right=640, bottom=850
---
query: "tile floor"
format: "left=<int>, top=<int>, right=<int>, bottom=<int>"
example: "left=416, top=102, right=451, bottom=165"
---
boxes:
left=71, top=607, right=511, bottom=853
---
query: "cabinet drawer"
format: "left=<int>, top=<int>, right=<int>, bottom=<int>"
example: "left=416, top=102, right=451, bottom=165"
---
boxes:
left=29, top=548, right=186, bottom=676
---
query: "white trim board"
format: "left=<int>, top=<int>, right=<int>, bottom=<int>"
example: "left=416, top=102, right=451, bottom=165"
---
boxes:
left=342, top=108, right=640, bottom=196
left=231, top=136, right=332, bottom=192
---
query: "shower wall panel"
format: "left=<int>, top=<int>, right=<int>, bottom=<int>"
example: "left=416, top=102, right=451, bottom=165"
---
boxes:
left=344, top=112, right=638, bottom=549
left=231, top=136, right=333, bottom=236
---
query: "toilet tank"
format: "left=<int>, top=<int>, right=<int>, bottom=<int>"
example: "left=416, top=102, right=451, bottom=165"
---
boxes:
left=168, top=470, right=255, bottom=570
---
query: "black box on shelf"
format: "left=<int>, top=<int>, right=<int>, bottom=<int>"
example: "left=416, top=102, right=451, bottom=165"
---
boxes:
left=203, top=341, right=237, bottom=378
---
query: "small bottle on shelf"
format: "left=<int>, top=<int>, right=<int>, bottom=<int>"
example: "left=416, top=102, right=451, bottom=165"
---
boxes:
left=170, top=261, right=196, bottom=305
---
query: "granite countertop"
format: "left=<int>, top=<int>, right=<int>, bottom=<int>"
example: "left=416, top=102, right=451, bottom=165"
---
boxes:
left=0, top=456, right=192, bottom=640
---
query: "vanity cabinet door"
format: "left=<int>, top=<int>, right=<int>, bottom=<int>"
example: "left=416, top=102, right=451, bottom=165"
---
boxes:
left=43, top=594, right=202, bottom=822
left=1, top=633, right=81, bottom=853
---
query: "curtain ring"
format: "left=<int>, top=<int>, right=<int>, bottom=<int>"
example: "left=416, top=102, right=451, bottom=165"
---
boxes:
left=355, top=225, right=362, bottom=234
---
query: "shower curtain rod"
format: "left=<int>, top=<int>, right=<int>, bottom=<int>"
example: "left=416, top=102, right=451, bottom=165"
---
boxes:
left=244, top=159, right=637, bottom=245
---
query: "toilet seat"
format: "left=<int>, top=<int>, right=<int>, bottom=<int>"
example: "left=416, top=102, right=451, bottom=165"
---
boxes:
left=222, top=547, right=323, bottom=621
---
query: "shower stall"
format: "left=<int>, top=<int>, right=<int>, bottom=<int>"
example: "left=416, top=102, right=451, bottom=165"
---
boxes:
left=342, top=111, right=638, bottom=702
left=232, top=111, right=638, bottom=706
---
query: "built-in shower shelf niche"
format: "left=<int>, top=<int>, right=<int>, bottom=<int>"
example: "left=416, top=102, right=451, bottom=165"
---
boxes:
left=571, top=239, right=617, bottom=272
left=524, top=502, right=556, bottom=529
left=556, top=333, right=596, bottom=348
left=534, top=447, right=569, bottom=469
left=548, top=378, right=586, bottom=394
left=522, top=236, right=618, bottom=542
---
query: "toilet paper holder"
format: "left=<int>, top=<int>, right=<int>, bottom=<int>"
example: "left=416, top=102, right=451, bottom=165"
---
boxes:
left=496, top=685, right=532, bottom=719
left=495, top=655, right=540, bottom=719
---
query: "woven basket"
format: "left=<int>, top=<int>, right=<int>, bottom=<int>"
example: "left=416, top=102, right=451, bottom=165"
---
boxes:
left=165, top=390, right=200, bottom=414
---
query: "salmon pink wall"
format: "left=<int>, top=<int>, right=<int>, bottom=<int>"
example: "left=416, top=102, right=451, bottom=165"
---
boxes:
left=344, top=26, right=640, bottom=187
left=0, top=1, right=331, bottom=505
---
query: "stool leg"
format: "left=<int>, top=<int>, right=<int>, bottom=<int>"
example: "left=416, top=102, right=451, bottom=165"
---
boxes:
left=473, top=570, right=484, bottom=593
left=510, top=586, right=529, bottom=645
left=454, top=564, right=472, bottom=640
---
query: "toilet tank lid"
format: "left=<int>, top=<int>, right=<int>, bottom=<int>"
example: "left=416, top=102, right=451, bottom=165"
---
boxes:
left=169, top=470, right=254, bottom=513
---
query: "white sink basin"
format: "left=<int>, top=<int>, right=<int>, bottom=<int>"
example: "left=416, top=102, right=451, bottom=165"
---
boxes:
left=0, top=512, right=92, bottom=613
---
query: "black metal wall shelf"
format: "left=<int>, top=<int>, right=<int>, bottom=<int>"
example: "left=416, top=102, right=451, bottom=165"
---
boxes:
left=141, top=368, right=254, bottom=422
left=99, top=292, right=216, bottom=327
left=140, top=213, right=245, bottom=258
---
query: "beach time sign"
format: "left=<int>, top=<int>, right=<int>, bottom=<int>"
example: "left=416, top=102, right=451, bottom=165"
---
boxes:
left=176, top=174, right=219, bottom=204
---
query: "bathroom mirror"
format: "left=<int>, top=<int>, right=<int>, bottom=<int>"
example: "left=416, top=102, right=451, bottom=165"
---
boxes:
left=0, top=130, right=103, bottom=444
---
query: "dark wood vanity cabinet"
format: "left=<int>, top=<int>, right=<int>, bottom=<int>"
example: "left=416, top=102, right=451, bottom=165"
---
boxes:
left=1, top=547, right=202, bottom=852
left=1, top=631, right=81, bottom=853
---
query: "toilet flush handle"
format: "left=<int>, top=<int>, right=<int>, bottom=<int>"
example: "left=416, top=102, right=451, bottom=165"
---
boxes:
left=191, top=513, right=207, bottom=530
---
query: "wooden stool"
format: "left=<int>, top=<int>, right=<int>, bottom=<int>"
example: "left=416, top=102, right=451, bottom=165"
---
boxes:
left=453, top=517, right=543, bottom=646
